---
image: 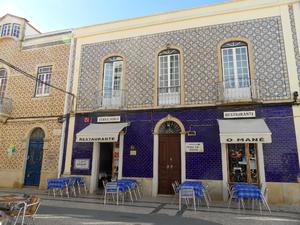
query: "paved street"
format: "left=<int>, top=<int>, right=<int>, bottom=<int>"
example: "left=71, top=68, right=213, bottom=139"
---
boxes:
left=35, top=202, right=300, bottom=225
left=1, top=189, right=300, bottom=225
left=1, top=189, right=296, bottom=225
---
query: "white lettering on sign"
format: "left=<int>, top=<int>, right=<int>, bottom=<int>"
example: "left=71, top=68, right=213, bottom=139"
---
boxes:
left=97, top=116, right=121, bottom=123
left=76, top=136, right=116, bottom=142
left=74, top=159, right=90, bottom=170
left=224, top=111, right=256, bottom=119
left=185, top=142, right=204, bottom=153
left=224, top=137, right=266, bottom=143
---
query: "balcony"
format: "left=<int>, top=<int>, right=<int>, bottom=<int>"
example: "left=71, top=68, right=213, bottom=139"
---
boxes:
left=217, top=79, right=260, bottom=104
left=158, top=86, right=180, bottom=106
left=93, top=89, right=127, bottom=110
left=0, top=97, right=13, bottom=122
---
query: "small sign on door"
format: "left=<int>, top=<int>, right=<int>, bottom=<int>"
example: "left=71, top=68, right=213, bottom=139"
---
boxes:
left=185, top=142, right=204, bottom=153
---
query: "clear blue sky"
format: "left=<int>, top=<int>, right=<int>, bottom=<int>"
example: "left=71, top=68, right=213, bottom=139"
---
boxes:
left=0, top=0, right=226, bottom=32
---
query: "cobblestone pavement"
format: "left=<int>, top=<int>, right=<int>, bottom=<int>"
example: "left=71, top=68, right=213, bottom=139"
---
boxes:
left=1, top=188, right=300, bottom=225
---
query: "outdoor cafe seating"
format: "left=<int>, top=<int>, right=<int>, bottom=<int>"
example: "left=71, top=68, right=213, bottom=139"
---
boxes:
left=104, top=179, right=142, bottom=205
left=0, top=195, right=41, bottom=225
left=228, top=183, right=271, bottom=213
left=178, top=181, right=210, bottom=211
left=47, top=177, right=87, bottom=197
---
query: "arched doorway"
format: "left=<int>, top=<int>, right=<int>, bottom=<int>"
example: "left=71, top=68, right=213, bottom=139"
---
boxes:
left=24, top=128, right=45, bottom=186
left=158, top=121, right=181, bottom=194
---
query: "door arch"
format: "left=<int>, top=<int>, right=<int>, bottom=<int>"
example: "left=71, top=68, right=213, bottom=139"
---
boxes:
left=24, top=128, right=45, bottom=186
left=158, top=121, right=181, bottom=194
left=153, top=115, right=186, bottom=196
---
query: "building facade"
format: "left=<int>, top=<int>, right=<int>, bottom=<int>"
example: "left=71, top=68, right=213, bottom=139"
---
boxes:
left=0, top=14, right=72, bottom=189
left=62, top=0, right=300, bottom=204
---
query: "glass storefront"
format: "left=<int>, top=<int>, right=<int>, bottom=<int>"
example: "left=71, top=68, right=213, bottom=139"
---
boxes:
left=227, top=143, right=259, bottom=184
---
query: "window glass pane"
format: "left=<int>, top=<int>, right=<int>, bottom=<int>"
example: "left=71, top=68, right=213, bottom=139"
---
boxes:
left=222, top=49, right=235, bottom=88
left=0, top=69, right=7, bottom=97
left=103, top=63, right=113, bottom=97
left=12, top=24, right=20, bottom=38
left=103, top=57, right=123, bottom=98
left=249, top=144, right=258, bottom=183
left=227, top=144, right=258, bottom=184
left=35, top=66, right=52, bottom=96
left=1, top=24, right=11, bottom=36
left=236, top=47, right=250, bottom=88
left=228, top=144, right=247, bottom=183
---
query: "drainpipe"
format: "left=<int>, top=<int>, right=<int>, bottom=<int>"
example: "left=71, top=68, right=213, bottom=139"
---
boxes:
left=57, top=34, right=76, bottom=178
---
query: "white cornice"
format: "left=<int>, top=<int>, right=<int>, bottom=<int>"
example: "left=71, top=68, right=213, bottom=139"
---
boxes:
left=74, top=0, right=299, bottom=38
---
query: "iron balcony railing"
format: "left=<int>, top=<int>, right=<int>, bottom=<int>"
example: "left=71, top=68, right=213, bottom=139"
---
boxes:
left=0, top=97, right=13, bottom=120
left=217, top=79, right=260, bottom=103
left=94, top=89, right=127, bottom=110
left=158, top=86, right=180, bottom=106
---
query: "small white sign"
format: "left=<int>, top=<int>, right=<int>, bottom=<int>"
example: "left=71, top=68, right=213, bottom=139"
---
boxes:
left=130, top=150, right=137, bottom=156
left=52, top=129, right=62, bottom=136
left=97, top=116, right=121, bottom=123
left=224, top=111, right=256, bottom=119
left=74, top=159, right=90, bottom=170
left=186, top=142, right=204, bottom=153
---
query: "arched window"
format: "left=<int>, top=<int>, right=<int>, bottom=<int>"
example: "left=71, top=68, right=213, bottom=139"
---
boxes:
left=221, top=41, right=251, bottom=100
left=0, top=68, right=7, bottom=98
left=159, top=121, right=181, bottom=134
left=102, top=56, right=123, bottom=106
left=30, top=128, right=45, bottom=140
left=158, top=49, right=180, bottom=105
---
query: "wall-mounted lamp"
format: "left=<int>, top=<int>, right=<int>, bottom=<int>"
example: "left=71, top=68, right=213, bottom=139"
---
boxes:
left=293, top=91, right=299, bottom=103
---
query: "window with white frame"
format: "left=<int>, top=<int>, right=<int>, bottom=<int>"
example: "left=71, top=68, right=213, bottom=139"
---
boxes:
left=158, top=49, right=180, bottom=105
left=221, top=41, right=251, bottom=100
left=35, top=66, right=52, bottom=97
left=102, top=56, right=123, bottom=106
left=12, top=24, right=20, bottom=38
left=0, top=68, right=7, bottom=98
left=1, top=24, right=11, bottom=36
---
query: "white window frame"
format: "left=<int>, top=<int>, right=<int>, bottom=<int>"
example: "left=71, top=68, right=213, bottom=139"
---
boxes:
left=35, top=66, right=52, bottom=97
left=102, top=58, right=123, bottom=107
left=103, top=60, right=123, bottom=96
left=221, top=42, right=251, bottom=100
left=0, top=68, right=7, bottom=98
left=12, top=23, right=20, bottom=38
left=158, top=52, right=180, bottom=105
left=1, top=24, right=11, bottom=36
left=158, top=54, right=180, bottom=92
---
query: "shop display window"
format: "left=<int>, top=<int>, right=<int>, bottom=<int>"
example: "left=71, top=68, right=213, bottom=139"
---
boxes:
left=227, top=143, right=259, bottom=184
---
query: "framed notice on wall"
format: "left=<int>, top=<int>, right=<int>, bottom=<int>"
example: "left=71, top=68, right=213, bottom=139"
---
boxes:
left=185, top=142, right=204, bottom=153
left=74, top=159, right=90, bottom=170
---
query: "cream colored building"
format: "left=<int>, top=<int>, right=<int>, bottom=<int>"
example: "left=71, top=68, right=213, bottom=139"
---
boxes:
left=0, top=14, right=72, bottom=189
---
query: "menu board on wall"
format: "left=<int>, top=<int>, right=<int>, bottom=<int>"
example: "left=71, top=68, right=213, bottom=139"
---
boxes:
left=74, top=159, right=90, bottom=170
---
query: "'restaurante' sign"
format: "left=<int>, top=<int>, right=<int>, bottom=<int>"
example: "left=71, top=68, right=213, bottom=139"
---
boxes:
left=224, top=111, right=256, bottom=119
left=76, top=136, right=117, bottom=142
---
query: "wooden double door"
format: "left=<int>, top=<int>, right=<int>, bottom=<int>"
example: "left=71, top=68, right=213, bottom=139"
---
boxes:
left=158, top=134, right=181, bottom=194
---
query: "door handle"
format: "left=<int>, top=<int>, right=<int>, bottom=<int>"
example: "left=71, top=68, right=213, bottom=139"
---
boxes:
left=170, top=165, right=173, bottom=169
left=166, top=165, right=169, bottom=169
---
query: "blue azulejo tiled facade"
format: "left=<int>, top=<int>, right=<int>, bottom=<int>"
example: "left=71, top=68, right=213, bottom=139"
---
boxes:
left=70, top=103, right=299, bottom=183
left=63, top=0, right=300, bottom=203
